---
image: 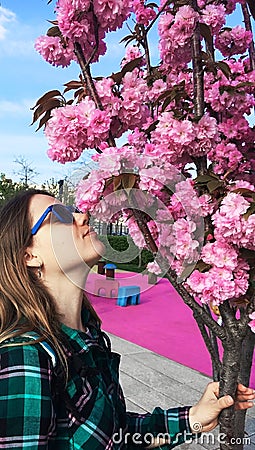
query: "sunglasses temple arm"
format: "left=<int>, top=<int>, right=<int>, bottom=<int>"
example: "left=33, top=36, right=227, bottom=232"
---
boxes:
left=31, top=206, right=52, bottom=235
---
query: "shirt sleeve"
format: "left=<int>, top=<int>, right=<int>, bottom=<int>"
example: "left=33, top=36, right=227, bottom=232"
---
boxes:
left=0, top=343, right=56, bottom=449
left=126, top=406, right=194, bottom=449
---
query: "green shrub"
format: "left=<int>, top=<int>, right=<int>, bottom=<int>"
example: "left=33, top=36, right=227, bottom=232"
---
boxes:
left=98, top=235, right=153, bottom=268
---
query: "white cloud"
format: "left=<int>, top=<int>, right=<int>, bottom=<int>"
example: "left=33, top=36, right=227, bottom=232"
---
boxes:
left=0, top=6, right=16, bottom=40
left=0, top=37, right=35, bottom=57
left=0, top=99, right=35, bottom=117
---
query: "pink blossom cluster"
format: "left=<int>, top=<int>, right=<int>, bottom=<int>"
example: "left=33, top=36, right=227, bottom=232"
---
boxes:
left=37, top=0, right=133, bottom=66
left=186, top=241, right=250, bottom=305
left=45, top=99, right=111, bottom=163
left=204, top=60, right=255, bottom=117
left=158, top=6, right=198, bottom=70
left=186, top=259, right=249, bottom=306
left=147, top=261, right=161, bottom=275
left=56, top=0, right=107, bottom=63
left=36, top=0, right=255, bottom=325
left=200, top=4, right=226, bottom=34
left=118, top=69, right=150, bottom=131
left=34, top=35, right=75, bottom=68
left=76, top=171, right=105, bottom=213
left=208, top=142, right=243, bottom=175
left=132, top=0, right=156, bottom=26
left=212, top=192, right=255, bottom=250
left=120, top=45, right=145, bottom=68
left=215, top=25, right=253, bottom=57
left=150, top=112, right=218, bottom=164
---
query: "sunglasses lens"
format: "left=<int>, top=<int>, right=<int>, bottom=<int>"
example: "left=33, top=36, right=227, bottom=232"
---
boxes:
left=51, top=205, right=74, bottom=224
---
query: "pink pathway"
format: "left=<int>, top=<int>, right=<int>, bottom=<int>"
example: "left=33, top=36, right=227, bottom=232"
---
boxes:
left=85, top=271, right=255, bottom=388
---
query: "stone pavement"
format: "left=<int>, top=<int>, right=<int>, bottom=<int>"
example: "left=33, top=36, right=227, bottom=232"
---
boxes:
left=108, top=332, right=255, bottom=450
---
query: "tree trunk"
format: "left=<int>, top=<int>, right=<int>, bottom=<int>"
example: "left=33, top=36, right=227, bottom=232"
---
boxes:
left=219, top=340, right=243, bottom=450
left=233, top=330, right=255, bottom=449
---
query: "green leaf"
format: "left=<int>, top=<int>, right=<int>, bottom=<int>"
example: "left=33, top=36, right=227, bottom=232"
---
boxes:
left=111, top=56, right=143, bottom=85
left=146, top=2, right=158, bottom=8
left=121, top=56, right=143, bottom=77
left=207, top=180, right=222, bottom=193
left=195, top=174, right=219, bottom=184
left=144, top=120, right=159, bottom=134
left=178, top=263, right=196, bottom=281
left=216, top=61, right=231, bottom=79
left=119, top=34, right=135, bottom=44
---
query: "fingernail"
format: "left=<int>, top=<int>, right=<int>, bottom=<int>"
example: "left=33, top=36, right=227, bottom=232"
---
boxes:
left=227, top=396, right=233, bottom=404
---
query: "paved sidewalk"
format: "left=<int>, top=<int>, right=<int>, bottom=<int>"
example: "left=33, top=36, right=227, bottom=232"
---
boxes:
left=108, top=332, right=255, bottom=450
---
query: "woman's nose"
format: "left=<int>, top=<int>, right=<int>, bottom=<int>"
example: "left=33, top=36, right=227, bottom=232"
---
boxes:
left=73, top=211, right=90, bottom=226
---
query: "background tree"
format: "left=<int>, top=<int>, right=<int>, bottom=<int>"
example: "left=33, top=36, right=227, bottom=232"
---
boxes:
left=0, top=174, right=25, bottom=207
left=33, top=1, right=255, bottom=448
left=13, top=155, right=39, bottom=188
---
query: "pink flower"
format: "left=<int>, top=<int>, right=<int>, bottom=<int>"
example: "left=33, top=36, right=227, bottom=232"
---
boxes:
left=34, top=35, right=74, bottom=67
left=132, top=0, right=157, bottom=26
left=147, top=261, right=161, bottom=275
left=198, top=194, right=215, bottom=217
left=201, top=4, right=226, bottom=34
left=216, top=26, right=253, bottom=57
left=202, top=241, right=238, bottom=271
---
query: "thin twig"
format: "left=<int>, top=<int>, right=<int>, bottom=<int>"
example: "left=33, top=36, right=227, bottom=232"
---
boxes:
left=145, top=0, right=171, bottom=35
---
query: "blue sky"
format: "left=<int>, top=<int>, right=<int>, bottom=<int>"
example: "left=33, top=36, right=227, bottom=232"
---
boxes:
left=0, top=1, right=253, bottom=185
left=0, top=0, right=131, bottom=184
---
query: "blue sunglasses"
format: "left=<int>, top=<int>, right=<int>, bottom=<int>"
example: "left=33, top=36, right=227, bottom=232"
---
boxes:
left=31, top=204, right=80, bottom=235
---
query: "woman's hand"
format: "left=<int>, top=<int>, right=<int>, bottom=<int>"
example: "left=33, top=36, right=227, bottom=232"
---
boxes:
left=189, top=382, right=255, bottom=433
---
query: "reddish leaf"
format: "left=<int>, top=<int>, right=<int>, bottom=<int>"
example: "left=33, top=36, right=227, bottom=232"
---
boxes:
left=113, top=175, right=122, bottom=191
left=31, top=90, right=62, bottom=109
left=200, top=23, right=213, bottom=47
left=31, top=99, right=61, bottom=125
left=47, top=26, right=61, bottom=37
left=216, top=61, right=231, bottom=79
left=35, top=110, right=52, bottom=131
left=121, top=173, right=137, bottom=191
left=63, top=80, right=83, bottom=93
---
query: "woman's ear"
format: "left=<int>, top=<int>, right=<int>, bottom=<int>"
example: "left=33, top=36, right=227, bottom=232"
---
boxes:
left=24, top=249, right=41, bottom=268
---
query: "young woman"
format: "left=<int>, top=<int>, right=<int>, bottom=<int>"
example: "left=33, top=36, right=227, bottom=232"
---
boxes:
left=0, top=189, right=254, bottom=449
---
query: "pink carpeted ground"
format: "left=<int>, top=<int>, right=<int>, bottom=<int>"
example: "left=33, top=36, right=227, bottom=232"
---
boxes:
left=85, top=271, right=255, bottom=388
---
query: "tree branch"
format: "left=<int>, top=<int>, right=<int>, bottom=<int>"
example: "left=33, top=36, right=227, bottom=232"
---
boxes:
left=129, top=197, right=225, bottom=340
left=193, top=309, right=222, bottom=378
left=241, top=2, right=255, bottom=71
left=145, top=0, right=171, bottom=35
left=74, top=42, right=116, bottom=148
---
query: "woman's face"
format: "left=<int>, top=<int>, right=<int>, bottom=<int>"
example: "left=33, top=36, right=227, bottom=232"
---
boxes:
left=27, top=194, right=105, bottom=283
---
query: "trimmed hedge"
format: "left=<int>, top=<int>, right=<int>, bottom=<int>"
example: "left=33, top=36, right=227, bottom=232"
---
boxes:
left=98, top=235, right=154, bottom=268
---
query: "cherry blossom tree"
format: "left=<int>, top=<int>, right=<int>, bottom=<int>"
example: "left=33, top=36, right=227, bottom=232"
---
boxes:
left=32, top=1, right=255, bottom=448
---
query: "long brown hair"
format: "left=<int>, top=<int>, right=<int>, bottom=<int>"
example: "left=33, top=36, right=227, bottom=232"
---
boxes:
left=0, top=189, right=100, bottom=372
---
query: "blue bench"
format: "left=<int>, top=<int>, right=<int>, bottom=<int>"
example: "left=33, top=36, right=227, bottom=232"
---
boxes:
left=117, top=285, right=140, bottom=307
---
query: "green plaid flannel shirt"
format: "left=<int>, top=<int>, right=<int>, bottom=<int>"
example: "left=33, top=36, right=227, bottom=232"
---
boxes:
left=0, top=310, right=193, bottom=449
